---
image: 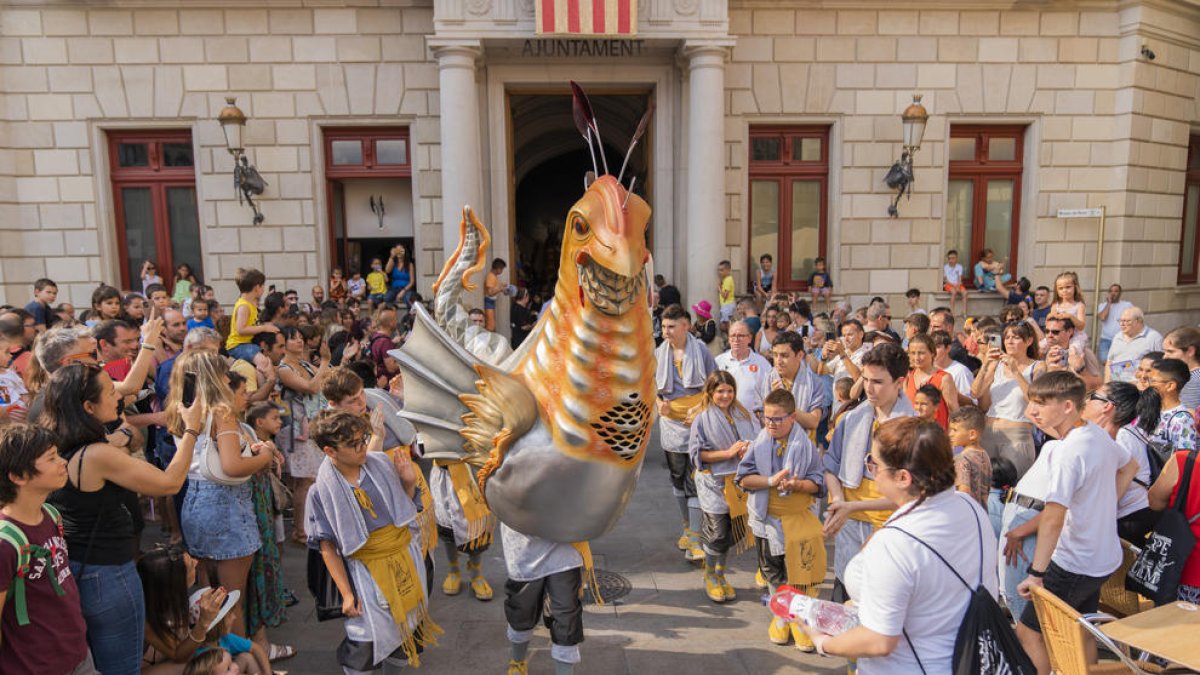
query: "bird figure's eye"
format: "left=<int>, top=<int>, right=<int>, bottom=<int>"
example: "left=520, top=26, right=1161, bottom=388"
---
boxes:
left=572, top=215, right=590, bottom=237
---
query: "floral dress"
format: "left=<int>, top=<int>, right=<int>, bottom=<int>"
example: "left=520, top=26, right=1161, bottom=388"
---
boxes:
left=238, top=424, right=285, bottom=636
left=278, top=360, right=326, bottom=479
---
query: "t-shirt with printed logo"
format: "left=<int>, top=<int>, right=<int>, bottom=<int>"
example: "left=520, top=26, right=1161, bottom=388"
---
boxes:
left=0, top=511, right=88, bottom=675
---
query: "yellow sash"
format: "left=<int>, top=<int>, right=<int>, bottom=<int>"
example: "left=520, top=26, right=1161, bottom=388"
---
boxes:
left=843, top=478, right=894, bottom=528
left=570, top=541, right=604, bottom=606
left=351, top=525, right=443, bottom=667
left=386, top=446, right=436, bottom=559
left=435, top=460, right=496, bottom=550
left=665, top=391, right=705, bottom=422
left=767, top=491, right=826, bottom=589
left=722, top=476, right=754, bottom=555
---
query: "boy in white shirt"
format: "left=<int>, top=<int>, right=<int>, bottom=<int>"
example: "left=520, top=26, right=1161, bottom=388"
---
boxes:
left=1016, top=371, right=1132, bottom=674
left=941, top=249, right=967, bottom=317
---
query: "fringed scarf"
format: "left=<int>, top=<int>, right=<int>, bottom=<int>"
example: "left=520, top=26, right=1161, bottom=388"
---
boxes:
left=434, top=459, right=496, bottom=550
left=385, top=446, right=437, bottom=559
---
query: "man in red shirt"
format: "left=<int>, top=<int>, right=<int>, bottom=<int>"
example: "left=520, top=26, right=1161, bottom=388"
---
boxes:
left=94, top=319, right=140, bottom=383
left=0, top=424, right=94, bottom=675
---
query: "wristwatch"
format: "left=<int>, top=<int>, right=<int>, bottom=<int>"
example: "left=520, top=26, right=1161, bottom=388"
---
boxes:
left=1026, top=565, right=1046, bottom=578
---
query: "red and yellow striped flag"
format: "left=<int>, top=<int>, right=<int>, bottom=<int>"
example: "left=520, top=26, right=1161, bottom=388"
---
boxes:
left=537, top=0, right=637, bottom=36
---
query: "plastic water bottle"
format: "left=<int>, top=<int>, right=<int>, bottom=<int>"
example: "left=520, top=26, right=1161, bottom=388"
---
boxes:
left=768, top=585, right=860, bottom=635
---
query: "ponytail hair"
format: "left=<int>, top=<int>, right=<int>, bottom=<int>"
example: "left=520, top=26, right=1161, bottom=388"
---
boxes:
left=1106, top=381, right=1162, bottom=436
left=873, top=417, right=956, bottom=510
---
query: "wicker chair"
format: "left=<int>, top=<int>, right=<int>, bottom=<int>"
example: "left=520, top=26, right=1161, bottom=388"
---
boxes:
left=1030, top=585, right=1159, bottom=674
left=1099, top=540, right=1153, bottom=618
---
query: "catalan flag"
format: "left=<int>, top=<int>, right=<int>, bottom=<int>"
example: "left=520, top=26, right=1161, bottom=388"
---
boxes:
left=537, top=0, right=637, bottom=36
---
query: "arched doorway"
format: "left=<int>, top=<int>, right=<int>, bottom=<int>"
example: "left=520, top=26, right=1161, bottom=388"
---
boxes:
left=509, top=91, right=651, bottom=303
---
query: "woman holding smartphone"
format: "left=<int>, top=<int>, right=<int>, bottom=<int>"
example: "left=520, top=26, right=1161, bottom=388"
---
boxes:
left=169, top=351, right=275, bottom=637
left=971, top=322, right=1043, bottom=479
left=43, top=363, right=202, bottom=674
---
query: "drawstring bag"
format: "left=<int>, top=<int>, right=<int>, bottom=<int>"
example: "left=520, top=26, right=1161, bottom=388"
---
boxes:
left=887, top=494, right=1036, bottom=675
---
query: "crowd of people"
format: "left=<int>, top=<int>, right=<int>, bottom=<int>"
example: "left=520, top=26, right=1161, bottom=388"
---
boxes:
left=655, top=256, right=1200, bottom=673
left=0, top=250, right=1198, bottom=675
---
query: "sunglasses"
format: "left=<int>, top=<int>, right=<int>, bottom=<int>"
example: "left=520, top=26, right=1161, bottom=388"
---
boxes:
left=1088, top=392, right=1111, bottom=405
left=1045, top=329, right=1064, bottom=335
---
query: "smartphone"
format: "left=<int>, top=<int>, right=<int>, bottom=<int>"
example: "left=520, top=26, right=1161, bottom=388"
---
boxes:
left=987, top=334, right=1002, bottom=350
left=825, top=331, right=837, bottom=343
left=182, top=372, right=197, bottom=407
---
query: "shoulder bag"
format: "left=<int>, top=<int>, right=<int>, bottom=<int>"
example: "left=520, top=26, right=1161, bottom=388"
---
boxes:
left=198, top=412, right=253, bottom=487
left=1126, top=450, right=1199, bottom=605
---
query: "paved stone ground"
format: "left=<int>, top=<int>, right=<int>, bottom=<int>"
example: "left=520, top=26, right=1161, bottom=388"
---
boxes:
left=154, top=433, right=847, bottom=674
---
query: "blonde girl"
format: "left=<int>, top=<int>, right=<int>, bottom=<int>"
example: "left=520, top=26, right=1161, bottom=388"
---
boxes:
left=169, top=351, right=275, bottom=637
left=1049, top=271, right=1088, bottom=347
left=687, top=371, right=762, bottom=603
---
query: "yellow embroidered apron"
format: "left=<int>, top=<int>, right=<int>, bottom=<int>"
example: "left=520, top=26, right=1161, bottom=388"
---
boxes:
left=722, top=476, right=754, bottom=554
left=767, top=490, right=826, bottom=589
left=350, top=524, right=443, bottom=667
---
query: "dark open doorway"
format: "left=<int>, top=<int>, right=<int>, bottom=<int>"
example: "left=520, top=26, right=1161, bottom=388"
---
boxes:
left=509, top=91, right=652, bottom=303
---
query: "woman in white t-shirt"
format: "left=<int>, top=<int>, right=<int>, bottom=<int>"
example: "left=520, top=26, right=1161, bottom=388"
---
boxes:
left=972, top=322, right=1043, bottom=477
left=800, top=418, right=998, bottom=674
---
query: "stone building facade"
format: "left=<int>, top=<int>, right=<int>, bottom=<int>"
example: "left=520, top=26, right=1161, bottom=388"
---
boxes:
left=1, top=0, right=1199, bottom=330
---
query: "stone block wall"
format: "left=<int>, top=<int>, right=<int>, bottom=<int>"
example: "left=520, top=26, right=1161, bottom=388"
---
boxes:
left=724, top=2, right=1200, bottom=325
left=0, top=3, right=441, bottom=306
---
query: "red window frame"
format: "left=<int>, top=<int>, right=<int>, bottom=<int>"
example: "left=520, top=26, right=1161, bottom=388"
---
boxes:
left=323, top=127, right=412, bottom=272
left=107, top=130, right=198, bottom=291
left=1178, top=135, right=1200, bottom=284
left=947, top=125, right=1025, bottom=284
left=747, top=126, right=830, bottom=292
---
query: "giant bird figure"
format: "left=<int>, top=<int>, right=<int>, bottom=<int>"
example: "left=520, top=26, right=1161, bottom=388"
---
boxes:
left=391, top=83, right=657, bottom=542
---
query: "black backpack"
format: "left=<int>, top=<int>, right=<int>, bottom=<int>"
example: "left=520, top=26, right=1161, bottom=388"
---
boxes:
left=885, top=495, right=1036, bottom=675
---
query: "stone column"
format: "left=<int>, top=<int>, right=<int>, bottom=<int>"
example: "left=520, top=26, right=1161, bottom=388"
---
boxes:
left=430, top=39, right=484, bottom=278
left=682, top=40, right=732, bottom=310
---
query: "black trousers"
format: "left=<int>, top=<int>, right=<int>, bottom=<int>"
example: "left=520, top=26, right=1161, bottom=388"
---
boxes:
left=701, top=511, right=732, bottom=555
left=756, top=537, right=787, bottom=588
left=664, top=450, right=697, bottom=498
left=504, top=568, right=584, bottom=647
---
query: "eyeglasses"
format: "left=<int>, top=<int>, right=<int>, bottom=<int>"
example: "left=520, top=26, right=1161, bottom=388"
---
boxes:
left=1045, top=329, right=1064, bottom=335
left=1088, top=392, right=1112, bottom=405
left=763, top=415, right=789, bottom=426
left=864, top=454, right=892, bottom=474
left=347, top=437, right=369, bottom=450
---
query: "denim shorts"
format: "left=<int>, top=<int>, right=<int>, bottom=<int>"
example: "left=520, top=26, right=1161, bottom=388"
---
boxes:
left=182, top=478, right=262, bottom=560
left=228, top=343, right=261, bottom=363
left=1019, top=561, right=1106, bottom=632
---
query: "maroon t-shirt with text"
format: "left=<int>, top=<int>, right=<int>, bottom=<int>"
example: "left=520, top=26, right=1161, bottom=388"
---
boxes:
left=0, top=511, right=88, bottom=675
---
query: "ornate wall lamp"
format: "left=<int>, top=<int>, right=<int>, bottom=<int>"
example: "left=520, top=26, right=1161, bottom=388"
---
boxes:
left=885, top=94, right=929, bottom=218
left=218, top=96, right=267, bottom=225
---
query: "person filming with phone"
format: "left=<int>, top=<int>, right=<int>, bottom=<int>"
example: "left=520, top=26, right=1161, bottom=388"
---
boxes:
left=971, top=323, right=1043, bottom=479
